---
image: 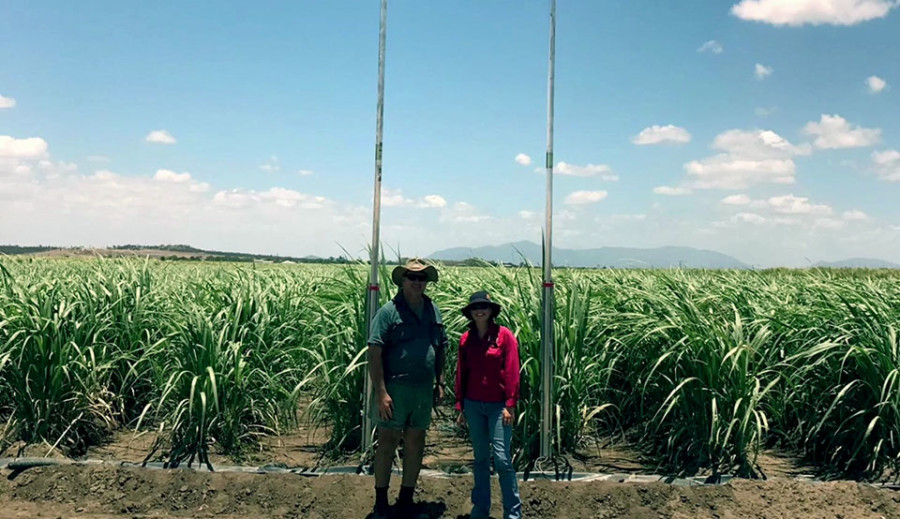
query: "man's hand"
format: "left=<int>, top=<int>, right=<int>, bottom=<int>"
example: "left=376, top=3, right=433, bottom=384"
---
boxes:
left=502, top=407, right=515, bottom=427
left=377, top=390, right=393, bottom=421
left=456, top=412, right=467, bottom=428
left=433, top=383, right=444, bottom=405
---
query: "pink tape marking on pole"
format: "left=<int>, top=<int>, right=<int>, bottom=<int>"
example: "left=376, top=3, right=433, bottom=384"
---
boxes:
left=369, top=285, right=380, bottom=291
left=542, top=282, right=554, bottom=288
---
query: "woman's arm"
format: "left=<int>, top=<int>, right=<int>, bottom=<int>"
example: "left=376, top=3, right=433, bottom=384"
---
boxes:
left=502, top=327, right=521, bottom=409
left=454, top=331, right=469, bottom=411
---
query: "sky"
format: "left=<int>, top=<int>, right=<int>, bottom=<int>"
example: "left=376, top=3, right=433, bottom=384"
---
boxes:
left=1, top=0, right=899, bottom=268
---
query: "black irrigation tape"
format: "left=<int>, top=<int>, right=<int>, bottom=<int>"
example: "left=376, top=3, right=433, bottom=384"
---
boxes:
left=3, top=457, right=899, bottom=490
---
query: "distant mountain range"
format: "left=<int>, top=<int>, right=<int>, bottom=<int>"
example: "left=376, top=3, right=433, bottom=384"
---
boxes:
left=813, top=258, right=900, bottom=269
left=429, top=241, right=752, bottom=269
left=3, top=243, right=898, bottom=269
left=0, top=244, right=347, bottom=264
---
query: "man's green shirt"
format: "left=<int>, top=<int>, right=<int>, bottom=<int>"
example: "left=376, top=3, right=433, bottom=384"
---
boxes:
left=368, top=293, right=448, bottom=388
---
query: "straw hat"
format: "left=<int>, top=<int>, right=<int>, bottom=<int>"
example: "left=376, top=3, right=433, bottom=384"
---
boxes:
left=391, top=258, right=439, bottom=286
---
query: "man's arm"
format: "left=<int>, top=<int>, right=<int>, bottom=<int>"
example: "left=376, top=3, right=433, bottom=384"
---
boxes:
left=433, top=319, right=448, bottom=404
left=367, top=308, right=393, bottom=420
left=434, top=328, right=446, bottom=385
left=368, top=345, right=393, bottom=420
left=368, top=345, right=387, bottom=397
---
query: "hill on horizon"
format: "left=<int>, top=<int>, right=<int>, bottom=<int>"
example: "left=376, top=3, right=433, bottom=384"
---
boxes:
left=428, top=241, right=753, bottom=269
left=0, top=244, right=347, bottom=264
left=813, top=258, right=900, bottom=269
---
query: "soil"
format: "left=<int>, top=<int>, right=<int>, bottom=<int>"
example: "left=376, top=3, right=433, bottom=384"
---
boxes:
left=0, top=414, right=888, bottom=518
left=3, top=464, right=900, bottom=519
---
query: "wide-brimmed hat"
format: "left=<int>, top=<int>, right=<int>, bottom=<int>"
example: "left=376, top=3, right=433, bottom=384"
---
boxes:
left=391, top=258, right=439, bottom=286
left=461, top=290, right=502, bottom=319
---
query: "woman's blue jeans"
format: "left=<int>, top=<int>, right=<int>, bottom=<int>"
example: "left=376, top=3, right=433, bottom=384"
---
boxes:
left=463, top=399, right=522, bottom=519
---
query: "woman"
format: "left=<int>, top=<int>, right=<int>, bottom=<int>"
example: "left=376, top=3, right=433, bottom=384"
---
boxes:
left=455, top=291, right=522, bottom=519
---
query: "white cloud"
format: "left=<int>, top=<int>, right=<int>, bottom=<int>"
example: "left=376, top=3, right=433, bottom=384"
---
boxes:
left=803, top=114, right=881, bottom=149
left=610, top=213, right=647, bottom=221
left=298, top=169, right=314, bottom=176
left=214, top=187, right=325, bottom=211
left=0, top=136, right=416, bottom=259
left=0, top=95, right=16, bottom=109
left=0, top=136, right=49, bottom=159
left=632, top=125, right=692, bottom=145
left=144, top=130, right=176, bottom=144
left=714, top=129, right=811, bottom=159
left=515, top=153, right=532, bottom=166
left=872, top=149, right=900, bottom=165
left=731, top=0, right=898, bottom=26
left=151, top=169, right=209, bottom=192
left=441, top=201, right=490, bottom=223
left=154, top=169, right=191, bottom=183
left=382, top=188, right=446, bottom=208
left=768, top=194, right=832, bottom=215
left=842, top=209, right=869, bottom=221
left=92, top=169, right=116, bottom=180
left=556, top=162, right=618, bottom=180
left=211, top=190, right=255, bottom=209
left=421, top=195, right=447, bottom=208
left=814, top=217, right=845, bottom=230
left=697, top=40, right=724, bottom=54
left=872, top=149, right=900, bottom=181
left=653, top=186, right=692, bottom=196
left=866, top=75, right=887, bottom=93
left=518, top=210, right=537, bottom=220
left=683, top=130, right=808, bottom=190
left=152, top=170, right=210, bottom=193
left=734, top=212, right=766, bottom=224
left=755, top=63, right=773, bottom=80
left=686, top=156, right=797, bottom=189
left=564, top=190, right=608, bottom=205
left=382, top=188, right=412, bottom=207
left=259, top=156, right=281, bottom=172
left=721, top=194, right=751, bottom=205
left=260, top=187, right=327, bottom=209
left=211, top=187, right=329, bottom=210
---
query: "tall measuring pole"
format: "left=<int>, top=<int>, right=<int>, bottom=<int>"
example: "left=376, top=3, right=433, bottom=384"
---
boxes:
left=539, top=0, right=557, bottom=460
left=362, top=0, right=388, bottom=457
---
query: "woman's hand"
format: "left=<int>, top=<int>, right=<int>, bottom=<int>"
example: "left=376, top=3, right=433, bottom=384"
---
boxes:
left=456, top=412, right=467, bottom=428
left=502, top=407, right=515, bottom=426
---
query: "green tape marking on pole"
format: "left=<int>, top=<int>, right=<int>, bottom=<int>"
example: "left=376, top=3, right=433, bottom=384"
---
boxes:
left=546, top=152, right=553, bottom=169
left=375, top=143, right=383, bottom=162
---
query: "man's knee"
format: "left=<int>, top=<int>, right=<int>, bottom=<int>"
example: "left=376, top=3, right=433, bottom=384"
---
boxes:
left=377, top=427, right=402, bottom=449
left=402, top=429, right=425, bottom=453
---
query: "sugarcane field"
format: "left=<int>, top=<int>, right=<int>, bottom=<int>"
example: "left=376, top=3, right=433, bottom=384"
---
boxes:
left=1, top=259, right=900, bottom=518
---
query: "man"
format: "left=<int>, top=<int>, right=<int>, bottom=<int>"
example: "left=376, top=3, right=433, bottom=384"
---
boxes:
left=367, top=258, right=447, bottom=519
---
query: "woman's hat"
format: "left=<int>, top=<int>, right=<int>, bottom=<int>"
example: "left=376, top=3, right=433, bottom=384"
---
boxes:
left=391, top=258, right=439, bottom=286
left=461, top=290, right=502, bottom=319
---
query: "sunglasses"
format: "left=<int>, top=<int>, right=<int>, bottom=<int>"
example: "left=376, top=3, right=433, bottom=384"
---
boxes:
left=404, top=273, right=428, bottom=282
left=469, top=303, right=492, bottom=311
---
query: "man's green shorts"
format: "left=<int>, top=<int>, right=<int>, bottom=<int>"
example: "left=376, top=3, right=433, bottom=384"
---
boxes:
left=373, top=381, right=433, bottom=430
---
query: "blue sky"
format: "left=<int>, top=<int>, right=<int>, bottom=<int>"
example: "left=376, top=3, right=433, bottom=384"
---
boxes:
left=1, top=1, right=899, bottom=267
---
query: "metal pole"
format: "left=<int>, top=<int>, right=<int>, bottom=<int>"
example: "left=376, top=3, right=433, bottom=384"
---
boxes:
left=362, top=0, right=388, bottom=457
left=540, top=0, right=556, bottom=460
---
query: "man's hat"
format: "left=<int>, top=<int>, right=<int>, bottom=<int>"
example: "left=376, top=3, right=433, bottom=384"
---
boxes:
left=391, top=258, right=439, bottom=286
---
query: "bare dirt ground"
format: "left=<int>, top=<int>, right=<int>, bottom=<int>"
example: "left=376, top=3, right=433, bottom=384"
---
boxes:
left=4, top=416, right=899, bottom=518
left=3, top=464, right=900, bottom=519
